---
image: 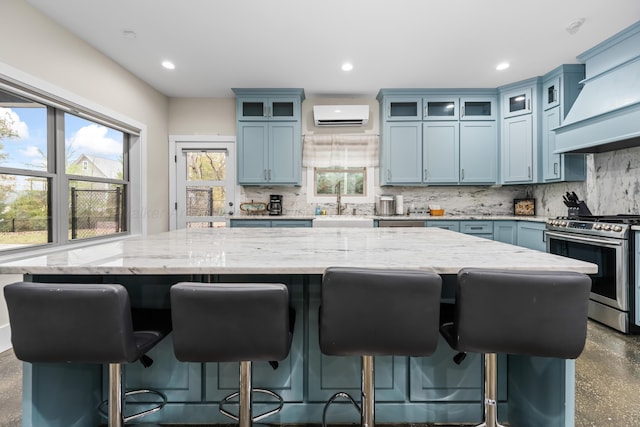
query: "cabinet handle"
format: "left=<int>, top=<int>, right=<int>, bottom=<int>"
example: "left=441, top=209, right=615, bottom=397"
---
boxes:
left=554, top=89, right=558, bottom=103
left=528, top=166, right=531, bottom=179
left=554, top=162, right=558, bottom=175
left=527, top=99, right=530, bottom=111
left=424, top=169, right=428, bottom=180
left=461, top=168, right=464, bottom=180
left=461, top=106, right=465, bottom=118
left=264, top=169, right=268, bottom=181
left=268, top=169, right=272, bottom=181
left=387, top=169, right=391, bottom=180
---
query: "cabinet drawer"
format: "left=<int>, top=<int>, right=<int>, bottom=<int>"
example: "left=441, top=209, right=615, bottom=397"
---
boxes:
left=460, top=221, right=493, bottom=234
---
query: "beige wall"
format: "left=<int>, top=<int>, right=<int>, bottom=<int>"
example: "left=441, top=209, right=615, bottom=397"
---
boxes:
left=0, top=0, right=172, bottom=348
left=168, top=98, right=236, bottom=135
left=0, top=0, right=170, bottom=235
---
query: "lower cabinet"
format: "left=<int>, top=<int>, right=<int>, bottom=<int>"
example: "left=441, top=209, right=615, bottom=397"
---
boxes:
left=493, top=221, right=518, bottom=244
left=426, top=220, right=460, bottom=231
left=516, top=221, right=547, bottom=251
left=460, top=220, right=493, bottom=239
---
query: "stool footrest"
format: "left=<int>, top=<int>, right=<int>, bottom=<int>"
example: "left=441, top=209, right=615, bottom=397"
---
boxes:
left=99, top=388, right=167, bottom=422
left=219, top=388, right=284, bottom=422
left=322, top=391, right=361, bottom=427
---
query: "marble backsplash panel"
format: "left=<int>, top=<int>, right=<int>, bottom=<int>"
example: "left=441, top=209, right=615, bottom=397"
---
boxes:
left=533, top=145, right=640, bottom=217
left=240, top=177, right=533, bottom=217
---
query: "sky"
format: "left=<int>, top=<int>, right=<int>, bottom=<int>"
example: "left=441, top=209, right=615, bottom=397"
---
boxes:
left=0, top=106, right=123, bottom=172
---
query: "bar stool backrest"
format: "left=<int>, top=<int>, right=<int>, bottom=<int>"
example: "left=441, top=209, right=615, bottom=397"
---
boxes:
left=453, top=269, right=591, bottom=358
left=171, top=282, right=292, bottom=362
left=319, top=267, right=442, bottom=357
left=4, top=282, right=139, bottom=364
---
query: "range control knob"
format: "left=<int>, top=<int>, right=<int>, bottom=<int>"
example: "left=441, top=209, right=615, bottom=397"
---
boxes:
left=593, top=224, right=601, bottom=230
left=613, top=225, right=623, bottom=232
left=560, top=221, right=567, bottom=226
left=603, top=224, right=612, bottom=231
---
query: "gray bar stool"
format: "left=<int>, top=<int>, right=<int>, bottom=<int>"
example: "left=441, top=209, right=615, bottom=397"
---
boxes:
left=170, top=282, right=294, bottom=427
left=440, top=268, right=591, bottom=427
left=4, top=282, right=171, bottom=427
left=319, top=267, right=442, bottom=427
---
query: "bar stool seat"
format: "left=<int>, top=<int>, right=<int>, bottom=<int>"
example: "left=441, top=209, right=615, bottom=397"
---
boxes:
left=4, top=282, right=171, bottom=427
left=440, top=268, right=591, bottom=427
left=170, top=282, right=294, bottom=427
left=319, top=267, right=442, bottom=427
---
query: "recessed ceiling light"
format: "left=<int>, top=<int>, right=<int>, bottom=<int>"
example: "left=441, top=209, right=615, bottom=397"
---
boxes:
left=341, top=63, right=353, bottom=72
left=162, top=61, right=175, bottom=70
left=496, top=62, right=510, bottom=71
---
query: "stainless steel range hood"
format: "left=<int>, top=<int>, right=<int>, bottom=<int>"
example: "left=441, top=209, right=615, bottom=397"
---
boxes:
left=554, top=22, right=640, bottom=154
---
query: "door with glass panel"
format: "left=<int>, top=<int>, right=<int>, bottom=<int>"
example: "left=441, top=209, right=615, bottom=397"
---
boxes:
left=175, top=143, right=235, bottom=229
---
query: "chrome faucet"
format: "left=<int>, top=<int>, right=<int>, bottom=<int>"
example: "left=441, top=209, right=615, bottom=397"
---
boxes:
left=335, top=181, right=346, bottom=215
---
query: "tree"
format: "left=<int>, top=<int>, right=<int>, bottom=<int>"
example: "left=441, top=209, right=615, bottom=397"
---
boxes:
left=0, top=109, right=19, bottom=162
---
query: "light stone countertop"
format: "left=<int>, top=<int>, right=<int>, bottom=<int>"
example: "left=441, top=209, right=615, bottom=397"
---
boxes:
left=0, top=227, right=595, bottom=276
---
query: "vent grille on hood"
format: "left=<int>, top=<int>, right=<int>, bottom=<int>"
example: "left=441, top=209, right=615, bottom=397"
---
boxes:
left=554, top=22, right=640, bottom=154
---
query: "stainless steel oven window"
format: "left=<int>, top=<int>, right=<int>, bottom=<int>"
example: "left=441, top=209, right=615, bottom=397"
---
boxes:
left=547, top=231, right=627, bottom=311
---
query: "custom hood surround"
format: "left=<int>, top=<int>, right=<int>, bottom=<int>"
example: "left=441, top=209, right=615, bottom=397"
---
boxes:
left=555, top=21, right=640, bottom=154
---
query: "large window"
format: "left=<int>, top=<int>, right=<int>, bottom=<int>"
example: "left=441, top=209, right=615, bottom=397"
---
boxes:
left=0, top=85, right=133, bottom=252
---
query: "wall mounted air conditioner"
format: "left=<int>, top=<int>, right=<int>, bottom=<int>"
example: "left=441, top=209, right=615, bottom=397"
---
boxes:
left=313, top=105, right=369, bottom=127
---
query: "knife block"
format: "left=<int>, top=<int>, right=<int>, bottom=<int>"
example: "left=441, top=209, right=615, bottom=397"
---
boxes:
left=567, top=202, right=592, bottom=219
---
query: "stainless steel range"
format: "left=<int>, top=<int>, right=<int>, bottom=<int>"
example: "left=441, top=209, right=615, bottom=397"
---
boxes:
left=546, top=215, right=640, bottom=333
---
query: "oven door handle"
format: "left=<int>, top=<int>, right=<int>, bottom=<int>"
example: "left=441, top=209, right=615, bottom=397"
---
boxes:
left=545, top=231, right=624, bottom=247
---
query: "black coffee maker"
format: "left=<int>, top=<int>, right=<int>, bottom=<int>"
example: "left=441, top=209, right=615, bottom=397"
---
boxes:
left=268, top=194, right=283, bottom=216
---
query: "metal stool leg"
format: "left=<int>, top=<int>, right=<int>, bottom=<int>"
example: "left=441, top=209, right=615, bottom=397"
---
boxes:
left=477, top=353, right=506, bottom=427
left=220, top=361, right=285, bottom=426
left=361, top=355, right=375, bottom=427
left=109, top=363, right=124, bottom=427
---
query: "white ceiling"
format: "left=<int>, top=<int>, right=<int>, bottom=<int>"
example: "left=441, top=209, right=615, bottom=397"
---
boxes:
left=27, top=0, right=640, bottom=98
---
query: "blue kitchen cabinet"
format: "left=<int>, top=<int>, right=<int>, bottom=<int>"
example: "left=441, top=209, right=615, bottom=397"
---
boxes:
left=460, top=220, right=493, bottom=239
left=423, top=122, right=459, bottom=183
left=423, top=96, right=458, bottom=121
left=382, top=121, right=423, bottom=184
left=272, top=220, right=312, bottom=227
left=493, top=221, right=518, bottom=244
left=426, top=221, right=460, bottom=232
left=516, top=221, right=546, bottom=252
left=501, top=86, right=534, bottom=118
left=379, top=90, right=498, bottom=186
left=460, top=96, right=496, bottom=121
left=541, top=65, right=586, bottom=183
left=236, top=94, right=301, bottom=121
left=502, top=114, right=534, bottom=183
left=230, top=219, right=272, bottom=228
left=382, top=96, right=423, bottom=121
left=234, top=89, right=304, bottom=185
left=460, top=121, right=497, bottom=183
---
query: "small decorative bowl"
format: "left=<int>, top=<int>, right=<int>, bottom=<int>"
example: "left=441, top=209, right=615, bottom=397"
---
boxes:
left=430, top=209, right=445, bottom=216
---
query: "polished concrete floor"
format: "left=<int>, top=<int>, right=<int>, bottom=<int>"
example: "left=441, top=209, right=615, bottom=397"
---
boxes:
left=1, top=320, right=639, bottom=427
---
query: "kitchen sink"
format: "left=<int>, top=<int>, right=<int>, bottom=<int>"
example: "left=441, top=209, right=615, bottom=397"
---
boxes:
left=312, top=216, right=374, bottom=228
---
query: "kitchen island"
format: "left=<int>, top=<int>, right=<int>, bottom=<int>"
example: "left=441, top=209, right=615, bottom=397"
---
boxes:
left=0, top=227, right=596, bottom=427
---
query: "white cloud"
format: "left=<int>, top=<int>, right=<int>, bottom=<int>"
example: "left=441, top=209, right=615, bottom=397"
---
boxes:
left=0, top=107, right=29, bottom=139
left=67, top=124, right=122, bottom=156
left=20, top=146, right=43, bottom=158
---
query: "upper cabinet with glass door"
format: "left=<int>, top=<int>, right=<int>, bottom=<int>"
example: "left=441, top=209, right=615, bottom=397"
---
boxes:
left=234, top=89, right=303, bottom=121
left=423, top=97, right=458, bottom=120
left=502, top=87, right=533, bottom=118
left=382, top=96, right=423, bottom=121
left=460, top=96, right=496, bottom=120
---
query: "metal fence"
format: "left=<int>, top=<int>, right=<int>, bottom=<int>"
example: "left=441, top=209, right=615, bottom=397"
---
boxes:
left=70, top=187, right=125, bottom=239
left=0, top=217, right=49, bottom=233
left=187, top=188, right=213, bottom=217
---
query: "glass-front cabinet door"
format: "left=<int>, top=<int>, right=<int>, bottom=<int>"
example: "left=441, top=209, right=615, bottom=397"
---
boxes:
left=542, top=77, right=560, bottom=110
left=383, top=97, right=422, bottom=121
left=237, top=97, right=299, bottom=121
left=423, top=97, right=458, bottom=120
left=460, top=97, right=496, bottom=120
left=502, top=87, right=533, bottom=118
